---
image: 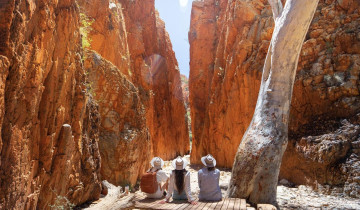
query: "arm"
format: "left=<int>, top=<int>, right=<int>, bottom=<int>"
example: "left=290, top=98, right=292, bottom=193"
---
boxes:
left=184, top=172, right=194, bottom=202
left=157, top=171, right=169, bottom=190
left=165, top=172, right=174, bottom=202
left=198, top=170, right=201, bottom=189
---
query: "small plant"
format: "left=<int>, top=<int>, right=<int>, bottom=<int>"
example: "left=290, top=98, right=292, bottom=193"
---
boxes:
left=49, top=195, right=75, bottom=210
left=80, top=13, right=94, bottom=49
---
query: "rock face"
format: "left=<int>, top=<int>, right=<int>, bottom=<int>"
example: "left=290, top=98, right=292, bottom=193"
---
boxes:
left=77, top=0, right=189, bottom=185
left=0, top=0, right=188, bottom=208
left=189, top=0, right=360, bottom=195
left=281, top=115, right=360, bottom=198
left=120, top=0, right=190, bottom=159
left=0, top=0, right=101, bottom=209
left=84, top=50, right=150, bottom=187
left=189, top=0, right=264, bottom=167
left=77, top=0, right=132, bottom=77
left=181, top=75, right=192, bottom=140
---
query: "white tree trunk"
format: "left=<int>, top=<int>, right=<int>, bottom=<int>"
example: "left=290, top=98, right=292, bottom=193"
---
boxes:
left=228, top=0, right=319, bottom=205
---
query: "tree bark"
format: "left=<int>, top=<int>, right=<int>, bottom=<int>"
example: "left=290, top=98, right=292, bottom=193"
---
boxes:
left=227, top=0, right=319, bottom=205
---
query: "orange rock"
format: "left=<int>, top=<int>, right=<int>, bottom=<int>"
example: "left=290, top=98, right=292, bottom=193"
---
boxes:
left=0, top=1, right=101, bottom=209
left=189, top=0, right=360, bottom=171
left=77, top=0, right=132, bottom=77
left=76, top=0, right=189, bottom=186
left=85, top=50, right=150, bottom=187
left=120, top=0, right=190, bottom=160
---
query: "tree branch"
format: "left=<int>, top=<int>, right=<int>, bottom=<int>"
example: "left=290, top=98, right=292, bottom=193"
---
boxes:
left=268, top=0, right=283, bottom=20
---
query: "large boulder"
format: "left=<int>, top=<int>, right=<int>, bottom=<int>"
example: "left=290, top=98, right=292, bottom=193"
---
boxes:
left=84, top=50, right=150, bottom=187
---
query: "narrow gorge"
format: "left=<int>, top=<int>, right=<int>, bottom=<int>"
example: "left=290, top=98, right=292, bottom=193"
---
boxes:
left=0, top=0, right=359, bottom=209
left=0, top=0, right=188, bottom=208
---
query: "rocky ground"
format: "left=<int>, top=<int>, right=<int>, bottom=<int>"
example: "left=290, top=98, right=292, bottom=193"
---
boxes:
left=82, top=155, right=360, bottom=209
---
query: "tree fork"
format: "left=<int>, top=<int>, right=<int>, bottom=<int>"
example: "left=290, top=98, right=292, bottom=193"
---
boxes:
left=228, top=0, right=319, bottom=205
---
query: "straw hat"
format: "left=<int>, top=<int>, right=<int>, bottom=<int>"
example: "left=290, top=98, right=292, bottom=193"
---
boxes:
left=201, top=154, right=216, bottom=167
left=171, top=156, right=188, bottom=170
left=150, top=157, right=164, bottom=169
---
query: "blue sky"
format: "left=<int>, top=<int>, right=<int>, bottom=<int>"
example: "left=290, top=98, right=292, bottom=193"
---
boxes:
left=155, top=0, right=193, bottom=77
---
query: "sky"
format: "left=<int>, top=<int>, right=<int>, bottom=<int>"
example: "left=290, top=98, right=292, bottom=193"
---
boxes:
left=155, top=0, right=193, bottom=77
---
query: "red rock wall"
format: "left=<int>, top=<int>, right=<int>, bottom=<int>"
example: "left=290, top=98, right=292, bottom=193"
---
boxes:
left=0, top=0, right=189, bottom=208
left=85, top=50, right=151, bottom=187
left=189, top=0, right=360, bottom=168
left=77, top=0, right=189, bottom=184
left=77, top=0, right=132, bottom=77
left=120, top=0, right=190, bottom=160
left=0, top=0, right=101, bottom=209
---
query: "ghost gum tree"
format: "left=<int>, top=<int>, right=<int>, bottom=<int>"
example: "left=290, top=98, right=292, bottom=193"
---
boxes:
left=227, top=0, right=320, bottom=205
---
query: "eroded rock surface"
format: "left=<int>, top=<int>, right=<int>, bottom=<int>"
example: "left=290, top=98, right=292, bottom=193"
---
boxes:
left=0, top=0, right=101, bottom=208
left=120, top=0, right=190, bottom=159
left=189, top=0, right=359, bottom=165
left=281, top=115, right=360, bottom=198
left=189, top=0, right=360, bottom=197
left=78, top=0, right=189, bottom=161
left=84, top=50, right=150, bottom=187
left=0, top=0, right=189, bottom=208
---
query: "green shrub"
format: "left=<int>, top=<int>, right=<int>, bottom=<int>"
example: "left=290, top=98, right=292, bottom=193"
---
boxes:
left=80, top=13, right=94, bottom=49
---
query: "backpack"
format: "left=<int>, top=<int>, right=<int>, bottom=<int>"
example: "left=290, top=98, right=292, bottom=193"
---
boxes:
left=140, top=170, right=159, bottom=194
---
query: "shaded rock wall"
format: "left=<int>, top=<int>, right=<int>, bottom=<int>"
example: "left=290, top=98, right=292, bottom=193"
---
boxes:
left=281, top=114, right=360, bottom=198
left=0, top=0, right=101, bottom=209
left=85, top=50, right=150, bottom=187
left=189, top=0, right=360, bottom=191
left=77, top=0, right=189, bottom=185
left=120, top=0, right=190, bottom=160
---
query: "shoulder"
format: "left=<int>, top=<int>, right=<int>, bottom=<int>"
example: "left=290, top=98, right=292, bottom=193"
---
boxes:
left=215, top=169, right=221, bottom=174
left=198, top=168, right=205, bottom=174
left=157, top=170, right=167, bottom=175
left=185, top=171, right=191, bottom=176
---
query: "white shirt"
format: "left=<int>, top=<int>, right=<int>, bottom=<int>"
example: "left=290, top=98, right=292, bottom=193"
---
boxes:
left=166, top=171, right=194, bottom=202
left=146, top=168, right=169, bottom=199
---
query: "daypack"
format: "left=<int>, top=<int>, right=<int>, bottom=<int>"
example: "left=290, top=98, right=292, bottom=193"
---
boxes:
left=140, top=170, right=159, bottom=194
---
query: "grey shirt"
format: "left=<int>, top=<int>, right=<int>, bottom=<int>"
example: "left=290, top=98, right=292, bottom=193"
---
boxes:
left=198, top=168, right=222, bottom=201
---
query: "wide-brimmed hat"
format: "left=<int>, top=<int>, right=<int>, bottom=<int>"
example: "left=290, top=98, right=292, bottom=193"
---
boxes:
left=150, top=157, right=164, bottom=169
left=171, top=156, right=188, bottom=170
left=201, top=154, right=216, bottom=167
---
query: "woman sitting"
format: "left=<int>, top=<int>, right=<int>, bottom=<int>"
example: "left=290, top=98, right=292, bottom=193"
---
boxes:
left=161, top=156, right=197, bottom=205
left=144, top=157, right=169, bottom=199
left=198, top=154, right=222, bottom=201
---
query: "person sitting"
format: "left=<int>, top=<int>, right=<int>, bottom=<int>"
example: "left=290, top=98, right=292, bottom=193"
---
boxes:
left=198, top=154, right=222, bottom=201
left=160, top=156, right=197, bottom=205
left=142, top=157, right=169, bottom=199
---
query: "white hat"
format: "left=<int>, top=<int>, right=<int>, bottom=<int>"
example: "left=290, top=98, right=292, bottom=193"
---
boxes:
left=171, top=156, right=188, bottom=170
left=150, top=157, right=164, bottom=169
left=201, top=154, right=216, bottom=167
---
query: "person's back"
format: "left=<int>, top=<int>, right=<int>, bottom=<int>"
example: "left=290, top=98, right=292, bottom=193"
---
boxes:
left=198, top=167, right=222, bottom=201
left=198, top=154, right=222, bottom=201
left=142, top=157, right=169, bottom=199
left=162, top=156, right=196, bottom=205
left=145, top=167, right=168, bottom=198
